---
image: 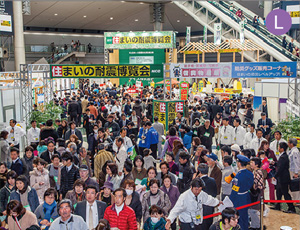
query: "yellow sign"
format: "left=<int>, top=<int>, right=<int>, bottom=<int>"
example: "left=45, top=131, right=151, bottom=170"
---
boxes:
left=1, top=20, right=11, bottom=27
left=192, top=82, right=197, bottom=95
left=184, top=51, right=202, bottom=55
left=290, top=11, right=300, bottom=17
left=292, top=136, right=300, bottom=148
left=50, top=64, right=163, bottom=78
left=168, top=102, right=176, bottom=128
left=153, top=101, right=166, bottom=129
left=198, top=80, right=204, bottom=92
left=218, top=49, right=242, bottom=53
left=225, top=88, right=233, bottom=93
left=214, top=88, right=224, bottom=93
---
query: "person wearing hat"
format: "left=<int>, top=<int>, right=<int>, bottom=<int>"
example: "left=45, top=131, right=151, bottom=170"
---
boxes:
left=49, top=199, right=88, bottom=230
left=206, top=153, right=222, bottom=196
left=79, top=165, right=100, bottom=192
left=104, top=114, right=120, bottom=140
left=64, top=121, right=83, bottom=147
left=177, top=151, right=196, bottom=194
left=229, top=154, right=253, bottom=230
left=98, top=181, right=114, bottom=207
left=75, top=185, right=107, bottom=230
left=231, top=144, right=240, bottom=172
left=269, top=130, right=287, bottom=160
left=218, top=118, right=234, bottom=148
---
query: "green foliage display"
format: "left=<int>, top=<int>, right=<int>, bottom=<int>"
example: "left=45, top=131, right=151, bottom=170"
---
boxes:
left=272, top=115, right=300, bottom=140
left=29, top=101, right=63, bottom=129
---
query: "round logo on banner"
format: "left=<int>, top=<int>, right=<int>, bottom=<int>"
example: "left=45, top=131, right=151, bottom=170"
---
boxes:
left=266, top=9, right=292, bottom=35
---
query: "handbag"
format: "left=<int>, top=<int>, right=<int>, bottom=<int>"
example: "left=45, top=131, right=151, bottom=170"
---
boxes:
left=290, top=178, right=300, bottom=192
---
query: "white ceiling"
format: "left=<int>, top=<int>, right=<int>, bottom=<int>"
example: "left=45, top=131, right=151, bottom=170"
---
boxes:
left=23, top=1, right=204, bottom=32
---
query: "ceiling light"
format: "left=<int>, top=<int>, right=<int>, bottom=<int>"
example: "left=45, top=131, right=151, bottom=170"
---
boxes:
left=177, top=20, right=180, bottom=22
left=135, top=19, right=139, bottom=22
left=83, top=15, right=87, bottom=18
left=54, top=13, right=58, bottom=16
left=140, top=2, right=144, bottom=4
left=121, top=1, right=125, bottom=2
left=110, top=17, right=113, bottom=20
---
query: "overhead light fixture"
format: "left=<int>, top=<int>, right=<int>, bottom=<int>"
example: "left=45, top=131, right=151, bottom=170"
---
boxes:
left=83, top=15, right=87, bottom=18
left=121, top=1, right=125, bottom=2
left=177, top=20, right=180, bottom=22
left=54, top=13, right=58, bottom=16
left=135, top=19, right=139, bottom=22
left=110, top=17, right=113, bottom=20
left=140, top=2, right=144, bottom=4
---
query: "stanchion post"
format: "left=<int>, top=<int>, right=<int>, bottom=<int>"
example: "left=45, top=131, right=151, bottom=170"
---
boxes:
left=260, top=196, right=264, bottom=229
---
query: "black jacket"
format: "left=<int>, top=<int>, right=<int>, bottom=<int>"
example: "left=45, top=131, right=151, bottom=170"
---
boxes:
left=40, top=126, right=59, bottom=142
left=177, top=161, right=196, bottom=194
left=128, top=191, right=143, bottom=223
left=60, top=164, right=80, bottom=197
left=198, top=125, right=215, bottom=150
left=40, top=150, right=60, bottom=164
left=275, top=152, right=291, bottom=184
left=68, top=101, right=81, bottom=116
left=257, top=118, right=273, bottom=136
left=74, top=200, right=107, bottom=222
left=103, top=121, right=120, bottom=140
left=0, top=183, right=15, bottom=212
left=57, top=125, right=69, bottom=139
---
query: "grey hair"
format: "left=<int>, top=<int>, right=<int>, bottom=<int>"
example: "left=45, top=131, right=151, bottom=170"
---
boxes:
left=70, top=143, right=77, bottom=151
left=289, top=138, right=297, bottom=147
left=197, top=145, right=206, bottom=150
left=197, top=163, right=209, bottom=175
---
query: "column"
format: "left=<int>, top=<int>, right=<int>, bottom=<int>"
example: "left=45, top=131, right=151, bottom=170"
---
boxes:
left=151, top=3, right=165, bottom=31
left=264, top=1, right=273, bottom=18
left=13, top=1, right=26, bottom=71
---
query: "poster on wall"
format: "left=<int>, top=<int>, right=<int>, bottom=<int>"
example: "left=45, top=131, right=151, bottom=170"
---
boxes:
left=153, top=101, right=166, bottom=129
left=214, top=23, right=222, bottom=45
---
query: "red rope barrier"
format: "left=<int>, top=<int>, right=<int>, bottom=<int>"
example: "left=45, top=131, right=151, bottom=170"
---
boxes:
left=264, top=200, right=300, bottom=203
left=202, top=200, right=299, bottom=220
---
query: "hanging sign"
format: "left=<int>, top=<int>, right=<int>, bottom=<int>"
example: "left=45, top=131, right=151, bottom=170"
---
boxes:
left=104, top=31, right=175, bottom=49
left=186, top=26, right=191, bottom=44
left=203, top=26, right=207, bottom=45
left=239, top=21, right=245, bottom=44
left=179, top=81, right=189, bottom=100
left=214, top=23, right=222, bottom=45
left=192, top=82, right=198, bottom=95
left=198, top=80, right=204, bottom=92
left=50, top=64, right=163, bottom=78
left=170, top=63, right=232, bottom=79
left=166, top=79, right=171, bottom=91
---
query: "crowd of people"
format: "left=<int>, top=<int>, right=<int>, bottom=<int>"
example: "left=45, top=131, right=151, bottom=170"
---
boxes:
left=0, top=79, right=299, bottom=230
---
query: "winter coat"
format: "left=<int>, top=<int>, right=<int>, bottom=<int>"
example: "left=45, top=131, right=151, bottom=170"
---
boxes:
left=65, top=190, right=86, bottom=206
left=10, top=187, right=40, bottom=212
left=103, top=121, right=120, bottom=140
left=177, top=161, right=196, bottom=193
left=8, top=210, right=39, bottom=230
left=0, top=183, right=15, bottom=213
left=57, top=125, right=68, bottom=139
left=183, top=131, right=193, bottom=150
left=127, top=191, right=143, bottom=223
left=103, top=204, right=137, bottom=230
left=94, top=149, right=114, bottom=180
left=133, top=103, right=143, bottom=118
left=22, top=154, right=35, bottom=172
left=0, top=138, right=10, bottom=164
left=144, top=217, right=166, bottom=230
left=142, top=189, right=171, bottom=222
left=30, top=168, right=51, bottom=203
left=34, top=202, right=59, bottom=224
left=60, top=164, right=80, bottom=197
left=40, top=126, right=59, bottom=142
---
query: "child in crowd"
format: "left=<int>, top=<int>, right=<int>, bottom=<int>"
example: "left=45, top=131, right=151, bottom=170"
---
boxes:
left=37, top=140, right=47, bottom=156
left=143, top=205, right=167, bottom=230
left=143, top=149, right=160, bottom=170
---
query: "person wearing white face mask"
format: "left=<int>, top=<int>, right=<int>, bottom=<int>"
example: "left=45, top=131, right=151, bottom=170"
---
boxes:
left=143, top=205, right=167, bottom=230
left=243, top=123, right=256, bottom=149
left=122, top=179, right=142, bottom=228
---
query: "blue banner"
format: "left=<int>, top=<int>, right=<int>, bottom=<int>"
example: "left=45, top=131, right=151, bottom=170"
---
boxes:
left=232, top=62, right=297, bottom=78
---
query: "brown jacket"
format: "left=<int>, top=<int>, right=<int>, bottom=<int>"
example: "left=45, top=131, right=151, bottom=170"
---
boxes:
left=209, top=165, right=222, bottom=195
left=65, top=190, right=86, bottom=206
left=8, top=210, right=38, bottom=230
left=81, top=99, right=89, bottom=114
left=94, top=150, right=114, bottom=180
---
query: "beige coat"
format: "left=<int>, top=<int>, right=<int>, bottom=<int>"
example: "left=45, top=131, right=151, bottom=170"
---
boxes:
left=94, top=149, right=114, bottom=180
left=8, top=210, right=39, bottom=230
left=30, top=168, right=50, bottom=203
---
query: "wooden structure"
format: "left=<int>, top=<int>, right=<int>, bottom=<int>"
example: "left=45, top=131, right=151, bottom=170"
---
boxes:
left=178, top=39, right=264, bottom=86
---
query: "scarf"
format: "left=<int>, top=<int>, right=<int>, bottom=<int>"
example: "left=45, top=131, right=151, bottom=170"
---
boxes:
left=43, top=201, right=57, bottom=230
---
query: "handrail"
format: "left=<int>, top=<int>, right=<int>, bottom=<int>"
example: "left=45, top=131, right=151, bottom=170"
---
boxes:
left=206, top=1, right=299, bottom=61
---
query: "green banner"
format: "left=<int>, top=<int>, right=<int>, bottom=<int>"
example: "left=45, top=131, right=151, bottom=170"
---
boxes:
left=104, top=31, right=175, bottom=49
left=50, top=64, right=163, bottom=78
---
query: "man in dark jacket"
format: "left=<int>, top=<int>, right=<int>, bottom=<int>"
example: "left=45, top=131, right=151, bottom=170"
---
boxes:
left=273, top=142, right=296, bottom=213
left=104, top=114, right=120, bottom=140
left=190, top=107, right=201, bottom=127
left=68, top=97, right=81, bottom=123
left=133, top=99, right=143, bottom=118
left=257, top=112, right=273, bottom=138
left=64, top=121, right=83, bottom=147
left=177, top=152, right=196, bottom=194
left=198, top=120, right=215, bottom=152
left=40, top=119, right=59, bottom=142
left=40, top=140, right=60, bottom=164
left=197, top=163, right=217, bottom=229
left=60, top=152, right=80, bottom=198
left=210, top=99, right=223, bottom=121
left=76, top=97, right=82, bottom=127
left=206, top=153, right=222, bottom=196
left=119, top=113, right=130, bottom=128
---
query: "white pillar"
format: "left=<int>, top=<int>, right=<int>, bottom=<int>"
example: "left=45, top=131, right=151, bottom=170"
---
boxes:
left=13, top=1, right=26, bottom=71
left=264, top=1, right=273, bottom=18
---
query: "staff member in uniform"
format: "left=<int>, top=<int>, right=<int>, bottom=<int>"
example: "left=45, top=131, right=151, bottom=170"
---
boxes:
left=27, top=120, right=40, bottom=149
left=229, top=155, right=253, bottom=230
left=218, top=118, right=233, bottom=148
left=165, top=178, right=222, bottom=230
left=6, top=119, right=26, bottom=149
